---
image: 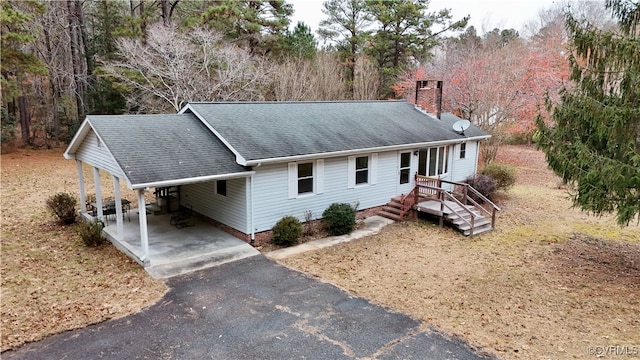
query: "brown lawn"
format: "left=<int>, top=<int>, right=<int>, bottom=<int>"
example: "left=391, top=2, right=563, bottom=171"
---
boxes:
left=1, top=145, right=638, bottom=359
left=1, top=149, right=167, bottom=351
left=279, top=145, right=640, bottom=360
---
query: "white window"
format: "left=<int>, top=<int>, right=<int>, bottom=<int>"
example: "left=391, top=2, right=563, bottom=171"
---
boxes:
left=297, top=163, right=314, bottom=194
left=348, top=154, right=377, bottom=188
left=460, top=143, right=466, bottom=159
left=399, top=152, right=411, bottom=184
left=418, top=146, right=449, bottom=177
left=288, top=160, right=324, bottom=198
left=355, top=156, right=369, bottom=184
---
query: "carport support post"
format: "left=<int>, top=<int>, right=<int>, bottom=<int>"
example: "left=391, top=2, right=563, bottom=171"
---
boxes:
left=113, top=176, right=124, bottom=241
left=93, top=167, right=103, bottom=220
left=76, top=160, right=86, bottom=214
left=137, top=189, right=149, bottom=262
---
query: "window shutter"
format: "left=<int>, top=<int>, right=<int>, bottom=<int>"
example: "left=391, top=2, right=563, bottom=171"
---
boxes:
left=371, top=153, right=378, bottom=185
left=316, top=159, right=324, bottom=194
left=288, top=162, right=297, bottom=199
left=347, top=156, right=355, bottom=188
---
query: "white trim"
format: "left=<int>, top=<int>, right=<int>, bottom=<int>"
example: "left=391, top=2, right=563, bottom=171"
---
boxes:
left=243, top=136, right=490, bottom=166
left=288, top=162, right=297, bottom=199
left=63, top=118, right=92, bottom=159
left=347, top=156, right=356, bottom=188
left=316, top=159, right=324, bottom=194
left=371, top=153, right=378, bottom=185
left=131, top=171, right=254, bottom=190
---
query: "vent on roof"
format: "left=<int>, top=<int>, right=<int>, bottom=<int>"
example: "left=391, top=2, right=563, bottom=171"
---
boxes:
left=415, top=80, right=442, bottom=119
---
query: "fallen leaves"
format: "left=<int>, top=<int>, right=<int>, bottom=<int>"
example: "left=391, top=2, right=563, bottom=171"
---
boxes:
left=1, top=148, right=167, bottom=352
left=280, top=145, right=640, bottom=360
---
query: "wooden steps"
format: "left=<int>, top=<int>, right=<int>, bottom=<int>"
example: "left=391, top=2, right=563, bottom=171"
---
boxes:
left=378, top=197, right=404, bottom=221
left=379, top=178, right=498, bottom=236
left=416, top=199, right=493, bottom=236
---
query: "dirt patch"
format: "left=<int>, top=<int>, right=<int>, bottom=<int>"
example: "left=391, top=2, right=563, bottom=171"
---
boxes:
left=1, top=148, right=167, bottom=351
left=548, top=233, right=640, bottom=288
left=280, top=145, right=640, bottom=359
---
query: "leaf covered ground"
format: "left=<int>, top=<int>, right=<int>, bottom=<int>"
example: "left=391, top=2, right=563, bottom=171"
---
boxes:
left=1, top=146, right=638, bottom=359
left=280, top=145, right=640, bottom=359
left=1, top=149, right=167, bottom=351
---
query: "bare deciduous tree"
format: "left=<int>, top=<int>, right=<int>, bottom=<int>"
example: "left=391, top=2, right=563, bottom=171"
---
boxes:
left=101, top=24, right=271, bottom=112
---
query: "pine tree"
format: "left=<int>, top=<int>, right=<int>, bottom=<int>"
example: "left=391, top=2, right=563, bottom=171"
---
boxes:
left=536, top=0, right=640, bottom=225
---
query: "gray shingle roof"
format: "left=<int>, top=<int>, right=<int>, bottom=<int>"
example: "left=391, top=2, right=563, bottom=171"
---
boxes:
left=186, top=100, right=488, bottom=162
left=88, top=113, right=249, bottom=186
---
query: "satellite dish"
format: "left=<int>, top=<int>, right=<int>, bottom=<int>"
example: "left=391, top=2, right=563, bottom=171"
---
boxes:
left=452, top=119, right=471, bottom=135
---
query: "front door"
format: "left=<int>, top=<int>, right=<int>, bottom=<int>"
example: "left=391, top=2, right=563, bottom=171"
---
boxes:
left=397, top=151, right=414, bottom=194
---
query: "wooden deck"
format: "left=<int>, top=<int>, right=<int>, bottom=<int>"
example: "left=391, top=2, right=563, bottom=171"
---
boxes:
left=378, top=175, right=500, bottom=236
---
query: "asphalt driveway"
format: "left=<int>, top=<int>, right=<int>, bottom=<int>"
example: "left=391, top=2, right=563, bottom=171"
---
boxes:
left=4, top=256, right=494, bottom=359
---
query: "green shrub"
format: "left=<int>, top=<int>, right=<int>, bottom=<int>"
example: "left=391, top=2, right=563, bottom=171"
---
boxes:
left=322, top=203, right=356, bottom=236
left=46, top=192, right=78, bottom=224
left=271, top=216, right=302, bottom=246
left=481, top=162, right=516, bottom=190
left=465, top=174, right=497, bottom=201
left=78, top=219, right=105, bottom=247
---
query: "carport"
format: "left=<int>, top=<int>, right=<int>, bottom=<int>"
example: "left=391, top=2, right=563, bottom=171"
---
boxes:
left=100, top=210, right=258, bottom=278
left=63, top=113, right=256, bottom=275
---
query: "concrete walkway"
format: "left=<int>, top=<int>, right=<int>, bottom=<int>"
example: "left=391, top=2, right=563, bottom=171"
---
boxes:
left=266, top=216, right=394, bottom=260
left=3, top=256, right=494, bottom=360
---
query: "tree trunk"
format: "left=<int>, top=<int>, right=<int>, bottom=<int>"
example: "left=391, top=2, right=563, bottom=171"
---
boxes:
left=75, top=0, right=93, bottom=112
left=43, top=27, right=60, bottom=146
left=18, top=95, right=31, bottom=146
left=67, top=0, right=85, bottom=122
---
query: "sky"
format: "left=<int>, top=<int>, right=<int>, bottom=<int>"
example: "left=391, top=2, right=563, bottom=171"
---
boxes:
left=288, top=0, right=560, bottom=37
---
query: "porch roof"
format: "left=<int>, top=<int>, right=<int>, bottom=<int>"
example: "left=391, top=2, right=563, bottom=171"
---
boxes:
left=65, top=113, right=251, bottom=189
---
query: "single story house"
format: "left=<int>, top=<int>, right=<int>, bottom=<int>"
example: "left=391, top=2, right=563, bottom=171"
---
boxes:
left=63, top=81, right=489, bottom=264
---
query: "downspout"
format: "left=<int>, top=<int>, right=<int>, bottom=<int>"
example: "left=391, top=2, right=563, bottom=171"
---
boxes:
left=250, top=174, right=255, bottom=245
left=474, top=141, right=480, bottom=174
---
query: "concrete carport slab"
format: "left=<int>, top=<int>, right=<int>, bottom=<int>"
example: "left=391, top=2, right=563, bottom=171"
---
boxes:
left=3, top=256, right=494, bottom=360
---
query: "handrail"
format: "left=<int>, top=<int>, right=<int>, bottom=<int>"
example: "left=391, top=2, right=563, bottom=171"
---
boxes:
left=398, top=188, right=417, bottom=218
left=436, top=178, right=502, bottom=211
left=415, top=175, right=501, bottom=230
left=420, top=184, right=475, bottom=235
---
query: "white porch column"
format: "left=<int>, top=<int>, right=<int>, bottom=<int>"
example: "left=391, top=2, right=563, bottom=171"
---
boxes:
left=76, top=160, right=86, bottom=214
left=137, top=189, right=149, bottom=261
left=113, top=176, right=124, bottom=241
left=93, top=167, right=103, bottom=220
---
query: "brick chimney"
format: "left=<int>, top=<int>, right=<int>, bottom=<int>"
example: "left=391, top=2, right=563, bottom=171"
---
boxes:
left=415, top=80, right=442, bottom=119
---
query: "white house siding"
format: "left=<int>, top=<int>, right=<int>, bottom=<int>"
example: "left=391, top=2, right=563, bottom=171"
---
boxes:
left=251, top=151, right=405, bottom=233
left=75, top=130, right=126, bottom=179
left=181, top=178, right=248, bottom=233
left=450, top=141, right=480, bottom=182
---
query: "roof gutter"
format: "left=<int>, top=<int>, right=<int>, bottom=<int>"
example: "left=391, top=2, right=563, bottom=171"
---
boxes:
left=243, top=135, right=490, bottom=166
left=131, top=171, right=254, bottom=190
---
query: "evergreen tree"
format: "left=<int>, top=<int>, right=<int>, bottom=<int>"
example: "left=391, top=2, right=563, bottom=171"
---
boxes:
left=365, top=0, right=467, bottom=98
left=194, top=0, right=292, bottom=55
left=1, top=1, right=47, bottom=101
left=536, top=0, right=640, bottom=225
left=1, top=1, right=47, bottom=145
left=280, top=22, right=317, bottom=59
left=318, top=0, right=373, bottom=98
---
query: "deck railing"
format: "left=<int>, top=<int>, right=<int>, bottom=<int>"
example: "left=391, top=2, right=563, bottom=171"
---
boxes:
left=414, top=175, right=501, bottom=229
